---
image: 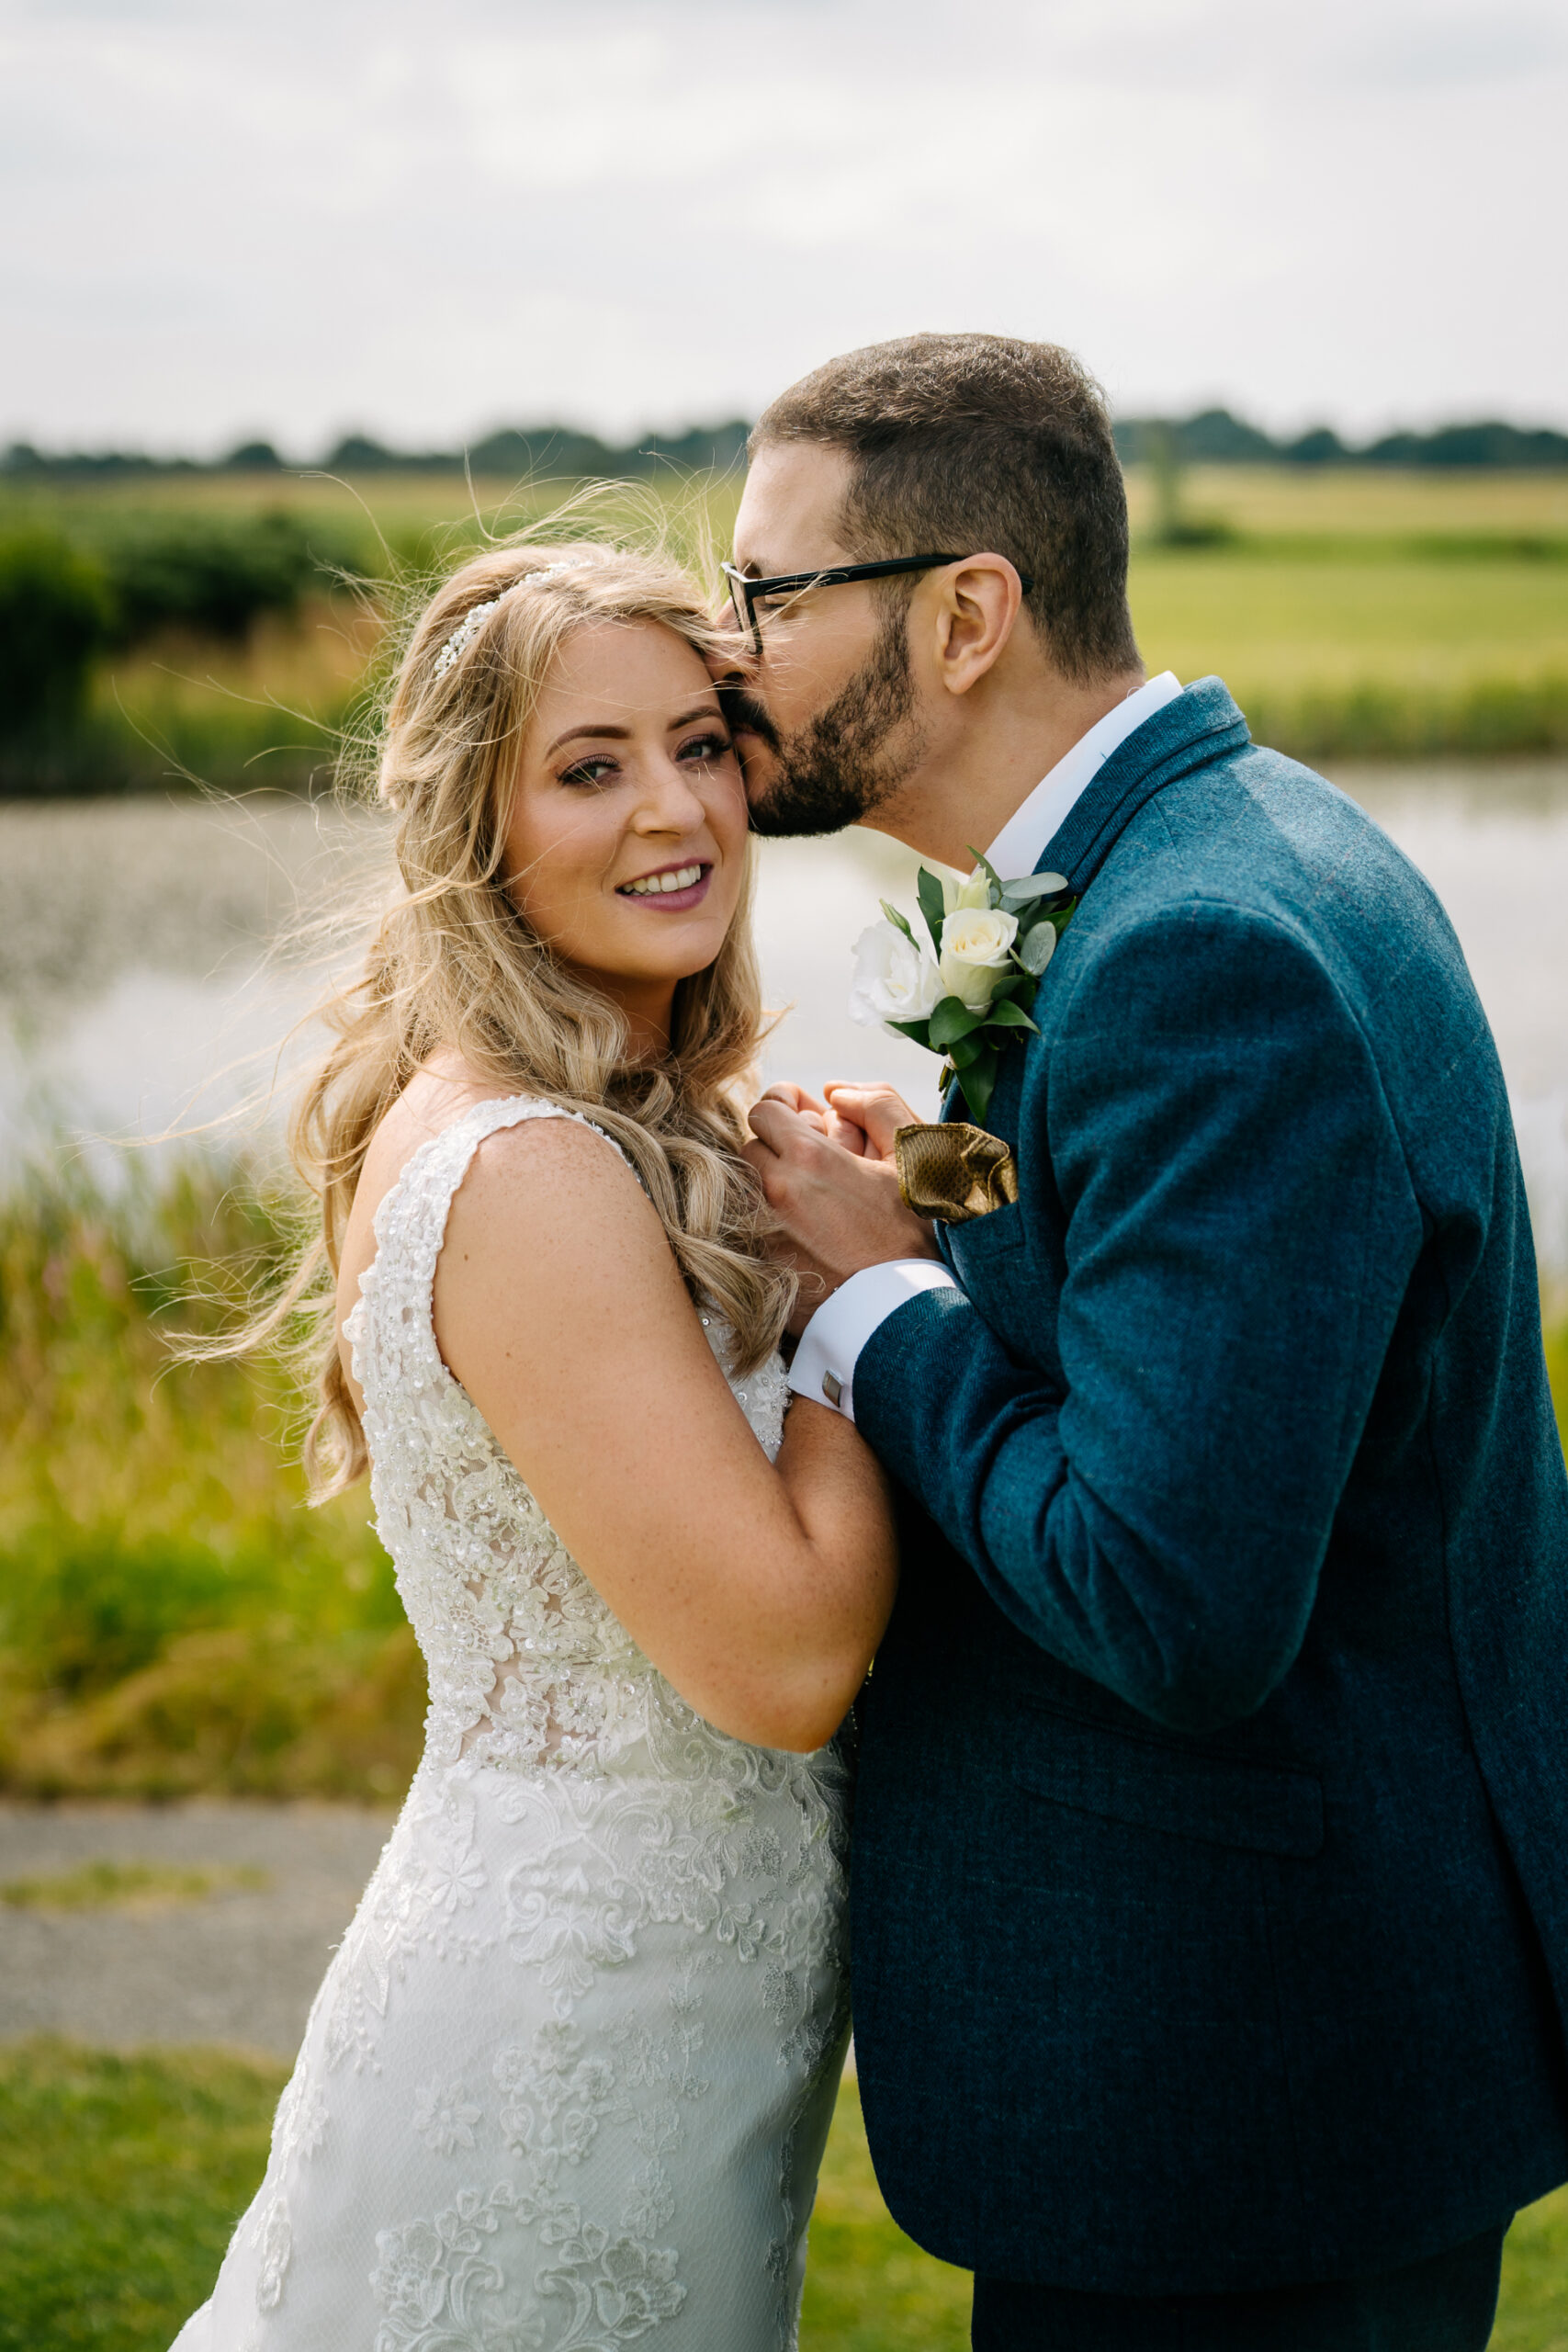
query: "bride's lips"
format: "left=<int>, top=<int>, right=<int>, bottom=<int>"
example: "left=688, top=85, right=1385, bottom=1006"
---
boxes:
left=615, top=859, right=714, bottom=912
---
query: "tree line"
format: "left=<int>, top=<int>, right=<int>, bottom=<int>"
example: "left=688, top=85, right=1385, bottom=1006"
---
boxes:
left=6, top=410, right=1566, bottom=480
left=1112, top=411, right=1568, bottom=469
left=1, top=421, right=753, bottom=482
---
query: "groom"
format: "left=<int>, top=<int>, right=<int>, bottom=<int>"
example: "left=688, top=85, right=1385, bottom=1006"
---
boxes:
left=733, top=334, right=1568, bottom=2347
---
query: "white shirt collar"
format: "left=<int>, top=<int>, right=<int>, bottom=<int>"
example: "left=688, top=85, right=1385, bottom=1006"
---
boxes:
left=983, top=672, right=1182, bottom=880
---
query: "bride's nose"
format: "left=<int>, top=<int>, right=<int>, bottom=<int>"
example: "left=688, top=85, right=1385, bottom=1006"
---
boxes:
left=630, top=755, right=706, bottom=835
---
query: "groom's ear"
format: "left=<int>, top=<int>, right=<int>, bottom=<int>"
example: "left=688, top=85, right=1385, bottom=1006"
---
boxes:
left=924, top=556, right=1030, bottom=700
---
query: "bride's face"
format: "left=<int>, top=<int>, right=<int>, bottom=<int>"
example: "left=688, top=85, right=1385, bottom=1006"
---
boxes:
left=502, top=618, right=749, bottom=1033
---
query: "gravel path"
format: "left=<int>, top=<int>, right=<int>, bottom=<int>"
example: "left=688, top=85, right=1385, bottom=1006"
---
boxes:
left=0, top=1801, right=395, bottom=2060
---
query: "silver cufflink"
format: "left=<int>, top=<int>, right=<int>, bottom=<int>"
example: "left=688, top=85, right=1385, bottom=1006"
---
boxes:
left=822, top=1372, right=842, bottom=1408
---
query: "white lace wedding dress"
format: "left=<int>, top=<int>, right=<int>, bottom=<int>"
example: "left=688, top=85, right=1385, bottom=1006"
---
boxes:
left=172, top=1097, right=852, bottom=2352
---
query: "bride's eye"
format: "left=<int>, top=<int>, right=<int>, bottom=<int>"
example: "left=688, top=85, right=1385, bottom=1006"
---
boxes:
left=558, top=755, right=619, bottom=787
left=676, top=730, right=732, bottom=765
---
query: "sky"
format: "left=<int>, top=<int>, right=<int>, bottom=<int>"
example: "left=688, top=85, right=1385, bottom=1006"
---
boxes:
left=4, top=0, right=1564, bottom=456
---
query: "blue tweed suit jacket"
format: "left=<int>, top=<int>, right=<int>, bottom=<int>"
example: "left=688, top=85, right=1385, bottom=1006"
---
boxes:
left=849, top=678, right=1568, bottom=2294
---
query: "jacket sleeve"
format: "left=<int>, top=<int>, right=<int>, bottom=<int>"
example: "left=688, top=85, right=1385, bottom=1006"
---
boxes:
left=852, top=898, right=1423, bottom=1733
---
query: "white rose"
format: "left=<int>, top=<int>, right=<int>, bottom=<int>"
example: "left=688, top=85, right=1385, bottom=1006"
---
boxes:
left=935, top=863, right=993, bottom=916
left=939, top=907, right=1019, bottom=1011
left=849, top=920, right=944, bottom=1028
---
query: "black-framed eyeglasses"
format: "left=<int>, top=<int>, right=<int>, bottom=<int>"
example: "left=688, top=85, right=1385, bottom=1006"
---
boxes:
left=720, top=553, right=1034, bottom=657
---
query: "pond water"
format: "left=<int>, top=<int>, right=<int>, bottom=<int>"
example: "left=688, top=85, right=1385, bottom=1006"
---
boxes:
left=3, top=764, right=1565, bottom=1265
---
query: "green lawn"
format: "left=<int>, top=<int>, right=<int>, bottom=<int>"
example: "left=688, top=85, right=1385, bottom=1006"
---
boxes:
left=0, top=1860, right=269, bottom=1913
left=0, top=2041, right=283, bottom=2352
left=0, top=2041, right=1562, bottom=2351
left=1132, top=551, right=1567, bottom=698
left=800, top=2076, right=971, bottom=2350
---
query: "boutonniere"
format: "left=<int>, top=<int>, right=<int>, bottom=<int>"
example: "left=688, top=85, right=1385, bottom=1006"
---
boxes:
left=849, top=851, right=1079, bottom=1122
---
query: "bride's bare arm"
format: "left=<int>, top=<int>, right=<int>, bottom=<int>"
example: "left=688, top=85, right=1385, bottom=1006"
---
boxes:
left=432, top=1115, right=898, bottom=1754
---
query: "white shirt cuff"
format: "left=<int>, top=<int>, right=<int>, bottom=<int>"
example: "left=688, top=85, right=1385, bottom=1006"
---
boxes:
left=787, top=1260, right=958, bottom=1423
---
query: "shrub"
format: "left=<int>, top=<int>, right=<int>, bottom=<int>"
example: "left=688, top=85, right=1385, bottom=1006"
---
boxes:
left=0, top=529, right=113, bottom=736
left=220, top=440, right=283, bottom=471
left=89, top=511, right=337, bottom=644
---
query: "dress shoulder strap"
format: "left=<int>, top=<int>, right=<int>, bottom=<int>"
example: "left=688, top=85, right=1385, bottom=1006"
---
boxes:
left=346, top=1095, right=638, bottom=1421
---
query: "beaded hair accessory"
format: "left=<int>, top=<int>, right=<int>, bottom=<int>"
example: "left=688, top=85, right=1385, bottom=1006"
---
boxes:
left=430, top=560, right=591, bottom=680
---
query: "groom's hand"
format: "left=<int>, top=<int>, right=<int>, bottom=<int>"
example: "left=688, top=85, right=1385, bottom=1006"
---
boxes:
left=744, top=1095, right=939, bottom=1334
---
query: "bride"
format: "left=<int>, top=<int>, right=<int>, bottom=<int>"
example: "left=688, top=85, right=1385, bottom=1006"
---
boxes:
left=171, top=542, right=898, bottom=2351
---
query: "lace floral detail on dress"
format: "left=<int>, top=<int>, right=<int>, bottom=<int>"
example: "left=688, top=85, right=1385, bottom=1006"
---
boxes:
left=254, top=2199, right=291, bottom=2315
left=414, top=2078, right=484, bottom=2155
left=370, top=2182, right=535, bottom=2352
left=323, top=1780, right=498, bottom=2077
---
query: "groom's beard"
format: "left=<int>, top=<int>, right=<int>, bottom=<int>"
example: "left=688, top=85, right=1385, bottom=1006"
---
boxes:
left=745, top=613, right=927, bottom=838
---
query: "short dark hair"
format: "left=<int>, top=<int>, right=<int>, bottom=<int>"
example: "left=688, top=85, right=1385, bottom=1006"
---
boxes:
left=750, top=332, right=1140, bottom=684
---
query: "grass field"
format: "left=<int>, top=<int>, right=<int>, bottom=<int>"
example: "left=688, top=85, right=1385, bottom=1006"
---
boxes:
left=1133, top=552, right=1566, bottom=695
left=3, top=464, right=1566, bottom=784
left=10, top=458, right=1568, bottom=537
left=0, top=2042, right=1561, bottom=2352
left=1124, top=463, right=1568, bottom=544
left=1131, top=548, right=1568, bottom=758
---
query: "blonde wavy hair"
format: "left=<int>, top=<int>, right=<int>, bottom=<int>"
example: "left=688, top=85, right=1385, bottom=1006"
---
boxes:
left=268, top=537, right=792, bottom=1497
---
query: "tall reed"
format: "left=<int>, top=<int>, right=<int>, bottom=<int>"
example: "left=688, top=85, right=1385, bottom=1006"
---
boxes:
left=0, top=1150, right=423, bottom=1799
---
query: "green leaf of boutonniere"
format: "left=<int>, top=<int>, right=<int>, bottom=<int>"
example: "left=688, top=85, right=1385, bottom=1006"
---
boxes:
left=956, top=1046, right=1000, bottom=1123
left=999, top=870, right=1070, bottom=905
left=916, top=867, right=947, bottom=954
left=964, top=846, right=1007, bottom=902
left=985, top=998, right=1040, bottom=1032
left=928, top=996, right=988, bottom=1050
left=1018, top=922, right=1059, bottom=975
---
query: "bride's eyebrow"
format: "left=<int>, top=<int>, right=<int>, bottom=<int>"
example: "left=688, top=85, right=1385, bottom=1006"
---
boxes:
left=543, top=707, right=725, bottom=759
left=544, top=723, right=631, bottom=756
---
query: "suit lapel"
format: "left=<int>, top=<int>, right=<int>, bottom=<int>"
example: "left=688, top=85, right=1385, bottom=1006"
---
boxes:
left=931, top=687, right=1245, bottom=1296
left=1041, top=675, right=1248, bottom=891
left=936, top=677, right=1248, bottom=1143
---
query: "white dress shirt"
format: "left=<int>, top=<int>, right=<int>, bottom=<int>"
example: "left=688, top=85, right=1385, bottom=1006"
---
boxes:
left=787, top=672, right=1182, bottom=1422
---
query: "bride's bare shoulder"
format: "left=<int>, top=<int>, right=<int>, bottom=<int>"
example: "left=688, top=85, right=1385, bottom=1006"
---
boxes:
left=335, top=1065, right=656, bottom=1388
left=440, top=1098, right=655, bottom=1265
left=357, top=1060, right=649, bottom=1255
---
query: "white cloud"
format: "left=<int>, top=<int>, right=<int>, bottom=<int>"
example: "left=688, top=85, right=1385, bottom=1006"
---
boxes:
left=1, top=0, right=1562, bottom=450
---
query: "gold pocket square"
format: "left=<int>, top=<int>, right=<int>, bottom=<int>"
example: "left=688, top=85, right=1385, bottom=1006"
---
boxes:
left=895, top=1122, right=1020, bottom=1223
